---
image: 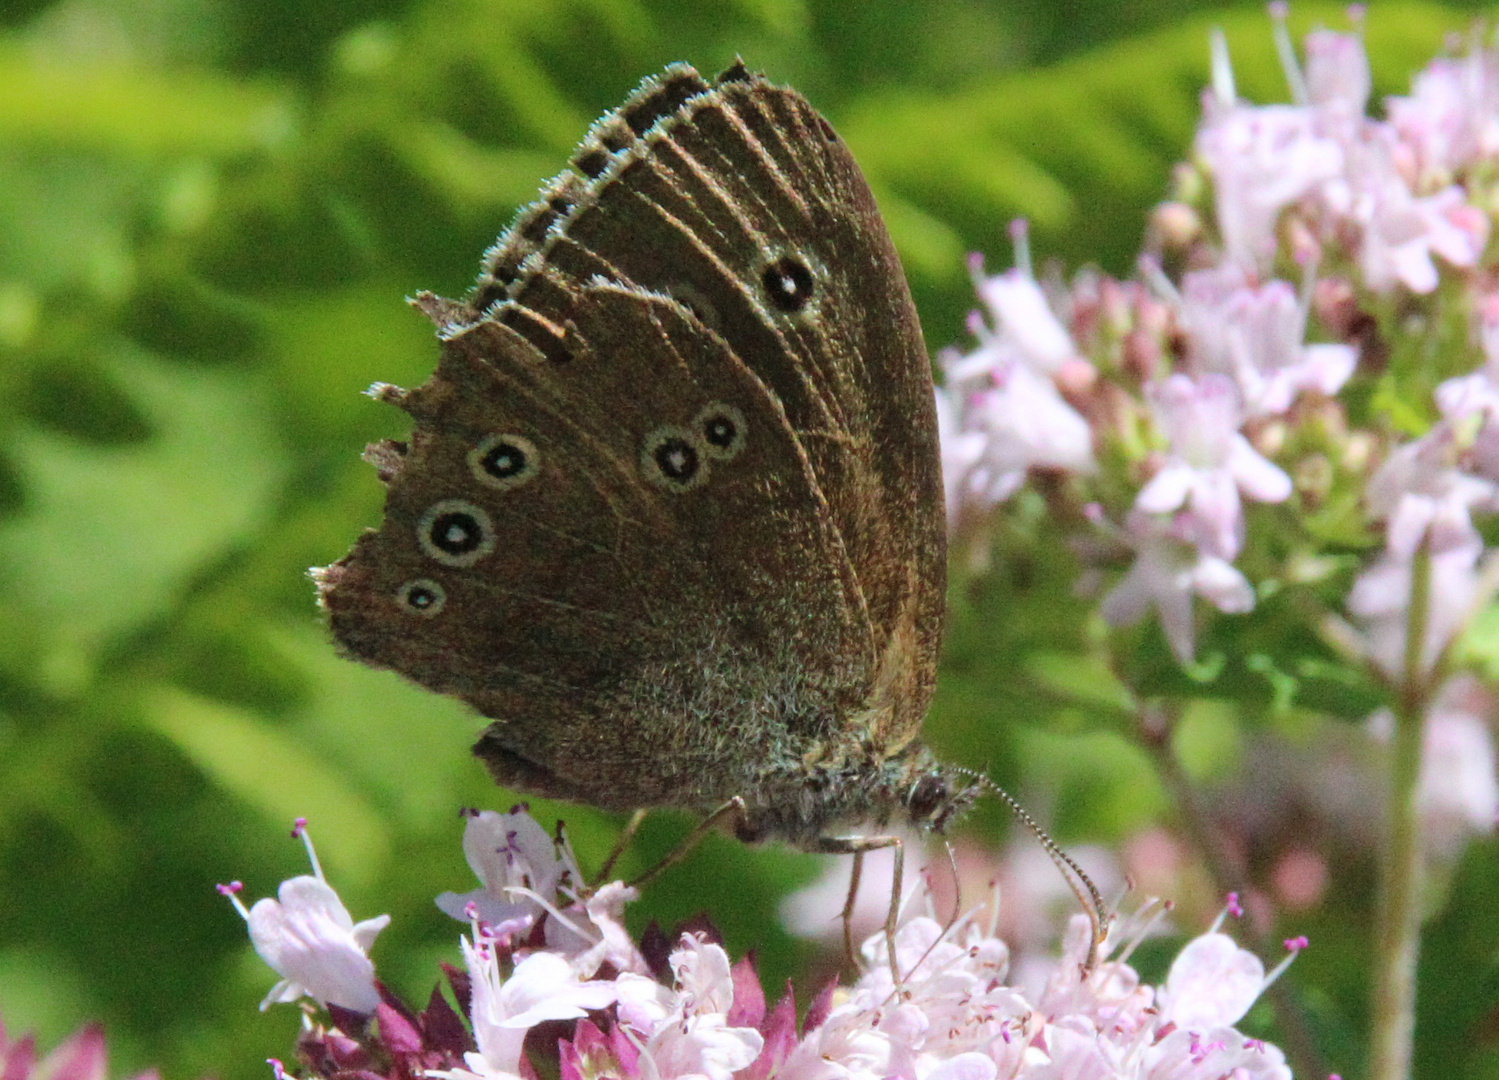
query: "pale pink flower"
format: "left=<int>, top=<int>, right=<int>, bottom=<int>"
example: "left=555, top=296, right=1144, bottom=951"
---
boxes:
left=1418, top=675, right=1499, bottom=858
left=645, top=1012, right=763, bottom=1080
left=612, top=969, right=676, bottom=1035
left=1435, top=296, right=1499, bottom=481
left=637, top=935, right=764, bottom=1080
left=668, top=932, right=736, bottom=1015
left=264, top=806, right=1301, bottom=1080
left=1365, top=425, right=1499, bottom=557
left=1026, top=912, right=1292, bottom=1080
left=555, top=880, right=648, bottom=978
left=1199, top=21, right=1489, bottom=291
left=1155, top=931, right=1265, bottom=1029
left=1035, top=914, right=1155, bottom=1036
left=853, top=912, right=1019, bottom=1014
left=221, top=821, right=389, bottom=1014
left=1195, top=72, right=1342, bottom=270
left=783, top=914, right=1032, bottom=1080
left=1352, top=424, right=1489, bottom=680
left=952, top=366, right=1095, bottom=510
left=243, top=878, right=389, bottom=1014
left=1180, top=268, right=1357, bottom=417
left=1305, top=28, right=1371, bottom=121
left=781, top=836, right=1122, bottom=1010
left=1388, top=49, right=1499, bottom=185
left=433, top=810, right=645, bottom=978
left=778, top=998, right=894, bottom=1080
left=457, top=945, right=618, bottom=1080
left=1436, top=370, right=1499, bottom=433
left=921, top=1053, right=999, bottom=1080
left=1138, top=1025, right=1291, bottom=1080
left=1352, top=174, right=1488, bottom=294
left=972, top=269, right=1079, bottom=375
left=1100, top=510, right=1255, bottom=664
left=436, top=808, right=578, bottom=937
left=1290, top=24, right=1493, bottom=294
left=1137, top=374, right=1291, bottom=559
left=935, top=387, right=988, bottom=524
left=938, top=260, right=1097, bottom=514
left=1347, top=534, right=1482, bottom=679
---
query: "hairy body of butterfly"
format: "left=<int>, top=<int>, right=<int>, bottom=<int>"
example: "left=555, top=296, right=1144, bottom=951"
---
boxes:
left=314, top=61, right=974, bottom=849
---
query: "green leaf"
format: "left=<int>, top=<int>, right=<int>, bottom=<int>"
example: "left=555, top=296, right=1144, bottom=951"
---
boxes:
left=0, top=345, right=289, bottom=676
left=142, top=685, right=390, bottom=887
left=258, top=621, right=493, bottom=828
left=0, top=45, right=295, bottom=155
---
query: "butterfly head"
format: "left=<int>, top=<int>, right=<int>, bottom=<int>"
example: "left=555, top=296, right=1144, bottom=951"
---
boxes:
left=903, top=763, right=982, bottom=834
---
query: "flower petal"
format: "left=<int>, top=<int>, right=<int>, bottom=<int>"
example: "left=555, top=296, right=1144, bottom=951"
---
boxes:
left=1158, top=931, right=1265, bottom=1028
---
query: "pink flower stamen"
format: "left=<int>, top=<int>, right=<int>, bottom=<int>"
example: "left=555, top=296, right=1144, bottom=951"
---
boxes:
left=219, top=882, right=252, bottom=921
left=1268, top=1, right=1309, bottom=105
left=292, top=819, right=325, bottom=881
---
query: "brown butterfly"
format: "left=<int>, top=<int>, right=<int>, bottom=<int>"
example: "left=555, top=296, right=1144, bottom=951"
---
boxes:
left=313, top=63, right=1038, bottom=964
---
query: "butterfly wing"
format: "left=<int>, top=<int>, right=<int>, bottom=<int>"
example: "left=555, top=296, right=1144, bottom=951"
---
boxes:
left=316, top=63, right=944, bottom=827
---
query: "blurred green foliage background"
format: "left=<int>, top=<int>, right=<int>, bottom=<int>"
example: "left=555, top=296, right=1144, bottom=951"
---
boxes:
left=2, top=2, right=1497, bottom=1079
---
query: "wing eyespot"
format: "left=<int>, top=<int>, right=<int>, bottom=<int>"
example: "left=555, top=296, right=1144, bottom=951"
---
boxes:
left=695, top=403, right=747, bottom=461
left=418, top=500, right=496, bottom=567
left=642, top=426, right=709, bottom=491
left=469, top=433, right=540, bottom=491
left=761, top=254, right=816, bottom=314
left=396, top=578, right=447, bottom=617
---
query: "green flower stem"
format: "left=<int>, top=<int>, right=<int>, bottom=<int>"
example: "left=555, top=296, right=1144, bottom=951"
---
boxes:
left=1370, top=539, right=1434, bottom=1080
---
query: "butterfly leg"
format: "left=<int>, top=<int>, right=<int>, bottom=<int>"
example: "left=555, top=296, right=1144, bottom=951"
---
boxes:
left=627, top=797, right=748, bottom=889
left=840, top=849, right=866, bottom=969
left=593, top=809, right=649, bottom=886
left=815, top=834, right=904, bottom=991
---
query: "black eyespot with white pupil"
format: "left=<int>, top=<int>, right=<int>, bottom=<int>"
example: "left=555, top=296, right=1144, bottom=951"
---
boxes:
left=418, top=499, right=496, bottom=567
left=695, top=402, right=747, bottom=461
left=761, top=255, right=815, bottom=313
left=397, top=578, right=446, bottom=617
left=642, top=426, right=709, bottom=491
left=432, top=513, right=481, bottom=553
left=469, top=433, right=540, bottom=491
left=655, top=438, right=698, bottom=479
left=485, top=443, right=525, bottom=477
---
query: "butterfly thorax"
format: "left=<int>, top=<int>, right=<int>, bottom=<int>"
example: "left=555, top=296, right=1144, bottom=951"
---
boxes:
left=727, top=743, right=976, bottom=847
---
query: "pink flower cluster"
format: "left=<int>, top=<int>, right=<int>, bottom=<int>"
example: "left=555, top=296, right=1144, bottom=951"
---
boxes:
left=225, top=810, right=1299, bottom=1080
left=1, top=1012, right=161, bottom=1080
left=937, top=10, right=1499, bottom=672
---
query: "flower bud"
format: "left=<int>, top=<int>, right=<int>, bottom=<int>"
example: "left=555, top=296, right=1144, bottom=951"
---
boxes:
left=1151, top=201, right=1202, bottom=249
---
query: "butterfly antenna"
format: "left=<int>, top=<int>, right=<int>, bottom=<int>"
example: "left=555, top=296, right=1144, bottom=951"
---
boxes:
left=954, top=767, right=1112, bottom=970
